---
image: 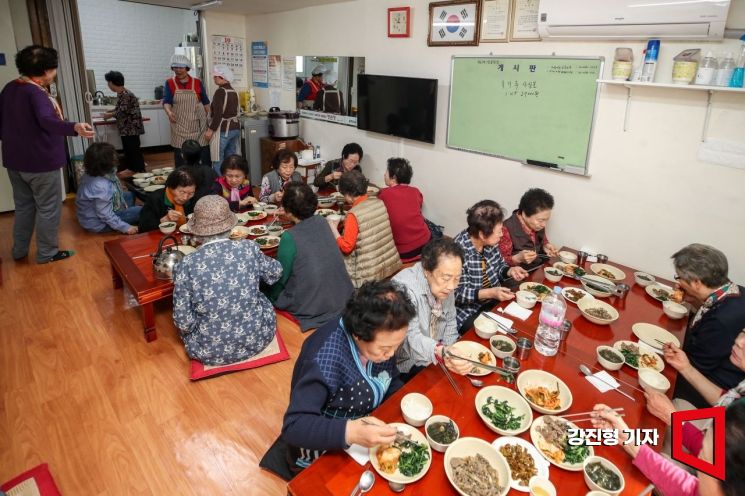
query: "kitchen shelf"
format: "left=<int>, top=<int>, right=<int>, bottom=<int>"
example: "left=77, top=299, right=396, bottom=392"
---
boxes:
left=597, top=79, right=745, bottom=140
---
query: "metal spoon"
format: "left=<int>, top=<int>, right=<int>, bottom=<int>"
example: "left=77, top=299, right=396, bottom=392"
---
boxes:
left=352, top=469, right=375, bottom=496
left=579, top=364, right=635, bottom=401
left=468, top=377, right=484, bottom=387
left=388, top=480, right=406, bottom=493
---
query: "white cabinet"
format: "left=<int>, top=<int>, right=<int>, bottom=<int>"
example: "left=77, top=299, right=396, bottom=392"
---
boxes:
left=158, top=110, right=172, bottom=147
left=140, top=109, right=161, bottom=147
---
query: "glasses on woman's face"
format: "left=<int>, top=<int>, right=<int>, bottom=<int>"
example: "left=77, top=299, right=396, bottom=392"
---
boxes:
left=433, top=270, right=461, bottom=286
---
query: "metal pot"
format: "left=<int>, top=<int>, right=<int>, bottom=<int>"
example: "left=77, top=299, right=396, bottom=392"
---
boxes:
left=268, top=110, right=300, bottom=139
left=153, top=235, right=184, bottom=280
left=92, top=91, right=105, bottom=106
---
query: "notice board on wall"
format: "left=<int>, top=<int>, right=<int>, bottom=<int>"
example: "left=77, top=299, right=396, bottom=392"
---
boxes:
left=447, top=55, right=603, bottom=175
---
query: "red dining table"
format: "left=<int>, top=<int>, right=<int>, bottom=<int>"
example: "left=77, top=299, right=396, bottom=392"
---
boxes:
left=287, top=249, right=688, bottom=496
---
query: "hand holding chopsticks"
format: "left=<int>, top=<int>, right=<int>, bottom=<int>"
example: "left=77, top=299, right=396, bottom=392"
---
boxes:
left=561, top=407, right=625, bottom=423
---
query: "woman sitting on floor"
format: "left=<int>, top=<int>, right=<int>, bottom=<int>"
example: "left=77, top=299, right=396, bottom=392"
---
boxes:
left=327, top=170, right=401, bottom=288
left=454, top=200, right=528, bottom=334
left=267, top=182, right=353, bottom=331
left=392, top=238, right=471, bottom=382
left=75, top=142, right=140, bottom=234
left=279, top=280, right=415, bottom=477
left=498, top=188, right=558, bottom=270
left=138, top=168, right=196, bottom=232
left=259, top=149, right=303, bottom=204
left=211, top=154, right=256, bottom=212
left=378, top=157, right=433, bottom=260
left=172, top=195, right=282, bottom=365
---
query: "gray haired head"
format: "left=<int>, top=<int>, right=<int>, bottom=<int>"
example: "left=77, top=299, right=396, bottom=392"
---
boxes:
left=671, top=243, right=729, bottom=288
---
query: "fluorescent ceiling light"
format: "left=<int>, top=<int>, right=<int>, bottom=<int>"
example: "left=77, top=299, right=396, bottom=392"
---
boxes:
left=191, top=0, right=222, bottom=9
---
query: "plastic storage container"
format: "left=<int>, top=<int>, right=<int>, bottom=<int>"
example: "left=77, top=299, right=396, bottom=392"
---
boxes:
left=534, top=286, right=567, bottom=357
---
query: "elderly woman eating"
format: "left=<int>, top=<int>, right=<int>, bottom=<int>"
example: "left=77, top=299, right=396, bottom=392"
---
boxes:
left=392, top=238, right=472, bottom=382
left=454, top=200, right=528, bottom=334
left=279, top=280, right=416, bottom=476
left=498, top=188, right=558, bottom=269
left=669, top=243, right=745, bottom=408
left=138, top=168, right=196, bottom=232
left=267, top=182, right=354, bottom=331
left=327, top=170, right=401, bottom=287
left=313, top=142, right=364, bottom=189
left=172, top=195, right=282, bottom=365
left=260, top=149, right=303, bottom=204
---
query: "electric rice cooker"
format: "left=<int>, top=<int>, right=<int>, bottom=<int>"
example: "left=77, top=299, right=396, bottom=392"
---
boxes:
left=268, top=110, right=300, bottom=139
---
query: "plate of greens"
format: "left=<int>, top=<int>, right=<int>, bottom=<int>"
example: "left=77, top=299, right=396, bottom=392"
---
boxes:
left=369, top=422, right=432, bottom=484
left=613, top=340, right=665, bottom=372
left=529, top=415, right=593, bottom=471
left=519, top=282, right=551, bottom=302
left=475, top=386, right=532, bottom=436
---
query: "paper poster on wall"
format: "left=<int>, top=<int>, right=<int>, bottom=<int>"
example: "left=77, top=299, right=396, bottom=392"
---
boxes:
left=510, top=0, right=540, bottom=41
left=211, top=35, right=245, bottom=86
left=270, top=89, right=281, bottom=109
left=251, top=41, right=268, bottom=88
left=282, top=57, right=296, bottom=91
left=268, top=55, right=282, bottom=88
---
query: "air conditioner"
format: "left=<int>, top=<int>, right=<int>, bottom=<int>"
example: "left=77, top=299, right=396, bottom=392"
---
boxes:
left=538, top=0, right=731, bottom=40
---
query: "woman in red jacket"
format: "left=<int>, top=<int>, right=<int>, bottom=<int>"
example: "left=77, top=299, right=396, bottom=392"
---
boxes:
left=378, top=158, right=432, bottom=260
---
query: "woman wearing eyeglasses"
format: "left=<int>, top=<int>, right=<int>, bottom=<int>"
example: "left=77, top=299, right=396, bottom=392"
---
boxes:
left=669, top=244, right=745, bottom=409
left=392, top=238, right=472, bottom=382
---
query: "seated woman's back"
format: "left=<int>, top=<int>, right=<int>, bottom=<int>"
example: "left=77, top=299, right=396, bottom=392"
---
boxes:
left=378, top=158, right=431, bottom=258
left=268, top=183, right=353, bottom=331
left=173, top=196, right=282, bottom=365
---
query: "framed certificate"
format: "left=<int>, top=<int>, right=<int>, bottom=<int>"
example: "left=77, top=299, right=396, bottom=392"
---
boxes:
left=509, top=0, right=540, bottom=41
left=428, top=0, right=481, bottom=47
left=479, top=0, right=510, bottom=43
left=388, top=7, right=411, bottom=38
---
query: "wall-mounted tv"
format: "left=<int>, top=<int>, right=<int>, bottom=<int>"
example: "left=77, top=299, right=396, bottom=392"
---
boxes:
left=356, top=74, right=437, bottom=144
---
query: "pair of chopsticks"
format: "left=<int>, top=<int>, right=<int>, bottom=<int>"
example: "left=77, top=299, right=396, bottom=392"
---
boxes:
left=502, top=263, right=545, bottom=283
left=436, top=355, right=462, bottom=396
left=480, top=313, right=517, bottom=334
left=654, top=338, right=675, bottom=347
left=561, top=407, right=625, bottom=423
left=445, top=351, right=514, bottom=377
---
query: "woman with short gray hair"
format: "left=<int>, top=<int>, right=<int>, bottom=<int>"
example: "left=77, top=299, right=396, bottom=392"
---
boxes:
left=669, top=243, right=745, bottom=408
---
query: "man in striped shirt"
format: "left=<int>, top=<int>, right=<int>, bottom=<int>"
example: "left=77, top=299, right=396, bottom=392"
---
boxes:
left=454, top=200, right=529, bottom=334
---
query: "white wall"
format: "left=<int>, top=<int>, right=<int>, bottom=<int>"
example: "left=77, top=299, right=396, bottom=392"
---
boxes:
left=243, top=0, right=745, bottom=283
left=78, top=0, right=196, bottom=100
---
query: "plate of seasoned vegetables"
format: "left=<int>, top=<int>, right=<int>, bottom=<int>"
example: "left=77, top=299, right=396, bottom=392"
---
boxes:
left=475, top=386, right=532, bottom=436
left=449, top=341, right=497, bottom=377
left=516, top=370, right=572, bottom=415
left=590, top=263, right=627, bottom=282
left=613, top=340, right=665, bottom=372
left=553, top=262, right=586, bottom=279
left=254, top=235, right=280, bottom=250
left=561, top=287, right=593, bottom=305
left=491, top=436, right=550, bottom=492
left=530, top=415, right=593, bottom=471
left=519, top=282, right=551, bottom=302
left=370, top=422, right=432, bottom=484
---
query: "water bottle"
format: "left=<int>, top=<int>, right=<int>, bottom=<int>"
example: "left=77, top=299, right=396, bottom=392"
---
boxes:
left=729, top=36, right=745, bottom=88
left=640, top=39, right=660, bottom=83
left=695, top=51, right=718, bottom=85
left=714, top=52, right=735, bottom=87
left=535, top=286, right=567, bottom=357
left=315, top=145, right=321, bottom=159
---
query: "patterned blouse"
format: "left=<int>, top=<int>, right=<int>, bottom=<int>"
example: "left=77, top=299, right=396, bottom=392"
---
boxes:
left=113, top=89, right=144, bottom=136
left=173, top=238, right=282, bottom=365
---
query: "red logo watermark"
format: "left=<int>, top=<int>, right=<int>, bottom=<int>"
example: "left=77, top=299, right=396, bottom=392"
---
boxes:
left=671, top=406, right=726, bottom=480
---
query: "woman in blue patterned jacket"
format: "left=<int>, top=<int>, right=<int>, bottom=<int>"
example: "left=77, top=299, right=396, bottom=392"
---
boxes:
left=279, top=280, right=416, bottom=476
left=173, top=195, right=282, bottom=365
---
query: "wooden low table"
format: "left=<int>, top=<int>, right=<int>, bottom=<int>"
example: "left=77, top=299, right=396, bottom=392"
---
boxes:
left=103, top=212, right=288, bottom=342
left=287, top=249, right=688, bottom=495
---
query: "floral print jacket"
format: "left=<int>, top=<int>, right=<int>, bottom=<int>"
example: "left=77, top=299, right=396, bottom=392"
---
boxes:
left=173, top=238, right=282, bottom=365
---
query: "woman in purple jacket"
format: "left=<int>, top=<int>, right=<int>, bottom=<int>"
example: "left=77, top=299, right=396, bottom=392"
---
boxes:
left=0, top=45, right=94, bottom=263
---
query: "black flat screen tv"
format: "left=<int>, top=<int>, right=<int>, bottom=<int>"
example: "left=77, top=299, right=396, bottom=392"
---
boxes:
left=356, top=74, right=437, bottom=144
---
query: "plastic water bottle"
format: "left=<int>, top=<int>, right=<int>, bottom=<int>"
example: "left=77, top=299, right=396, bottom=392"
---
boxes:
left=729, top=36, right=745, bottom=88
left=695, top=51, right=718, bottom=85
left=535, top=287, right=567, bottom=357
left=315, top=145, right=321, bottom=159
left=714, top=52, right=735, bottom=87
